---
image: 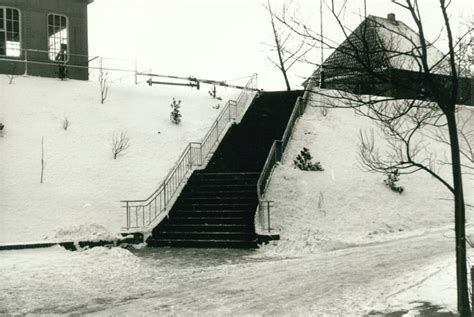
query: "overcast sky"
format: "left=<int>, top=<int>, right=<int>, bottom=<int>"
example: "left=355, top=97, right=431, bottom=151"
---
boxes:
left=87, top=0, right=471, bottom=90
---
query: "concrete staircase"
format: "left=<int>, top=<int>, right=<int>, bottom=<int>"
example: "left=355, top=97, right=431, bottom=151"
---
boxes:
left=147, top=90, right=303, bottom=248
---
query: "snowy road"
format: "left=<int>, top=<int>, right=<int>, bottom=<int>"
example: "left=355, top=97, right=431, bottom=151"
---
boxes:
left=0, top=229, right=460, bottom=316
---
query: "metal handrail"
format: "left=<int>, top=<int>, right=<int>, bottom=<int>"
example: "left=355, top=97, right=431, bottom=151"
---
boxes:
left=2, top=48, right=138, bottom=75
left=257, top=96, right=306, bottom=232
left=121, top=74, right=258, bottom=230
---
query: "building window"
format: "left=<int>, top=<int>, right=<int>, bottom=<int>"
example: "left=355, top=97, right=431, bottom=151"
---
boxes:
left=0, top=7, right=21, bottom=57
left=48, top=14, right=68, bottom=61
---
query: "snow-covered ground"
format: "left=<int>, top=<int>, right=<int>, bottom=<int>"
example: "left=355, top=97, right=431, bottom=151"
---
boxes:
left=0, top=76, right=239, bottom=243
left=1, top=81, right=473, bottom=315
left=259, top=89, right=474, bottom=313
left=0, top=230, right=468, bottom=315
left=261, top=91, right=474, bottom=254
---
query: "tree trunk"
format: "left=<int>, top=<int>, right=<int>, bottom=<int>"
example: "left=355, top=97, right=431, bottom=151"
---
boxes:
left=282, top=71, right=291, bottom=91
left=446, top=110, right=470, bottom=316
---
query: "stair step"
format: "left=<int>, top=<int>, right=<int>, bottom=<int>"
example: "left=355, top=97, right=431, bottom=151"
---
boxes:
left=189, top=179, right=258, bottom=186
left=153, top=232, right=255, bottom=240
left=174, top=203, right=256, bottom=210
left=186, top=184, right=255, bottom=191
left=182, top=189, right=256, bottom=197
left=180, top=197, right=257, bottom=204
left=194, top=172, right=259, bottom=178
left=159, top=224, right=254, bottom=232
left=166, top=217, right=253, bottom=225
left=171, top=210, right=254, bottom=218
left=147, top=239, right=258, bottom=248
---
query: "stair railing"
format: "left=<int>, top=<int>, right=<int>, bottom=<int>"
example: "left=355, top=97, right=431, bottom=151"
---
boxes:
left=257, top=95, right=306, bottom=232
left=122, top=74, right=258, bottom=230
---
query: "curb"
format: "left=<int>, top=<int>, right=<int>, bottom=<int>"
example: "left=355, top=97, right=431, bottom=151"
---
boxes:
left=0, top=233, right=144, bottom=251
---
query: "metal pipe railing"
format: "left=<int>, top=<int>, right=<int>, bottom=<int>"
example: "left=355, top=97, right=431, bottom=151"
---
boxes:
left=4, top=48, right=259, bottom=88
left=121, top=74, right=258, bottom=230
left=256, top=95, right=307, bottom=232
left=2, top=48, right=149, bottom=84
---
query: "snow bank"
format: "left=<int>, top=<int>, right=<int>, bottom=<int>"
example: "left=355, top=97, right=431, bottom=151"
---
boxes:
left=0, top=76, right=239, bottom=243
left=0, top=245, right=145, bottom=315
left=45, top=223, right=123, bottom=242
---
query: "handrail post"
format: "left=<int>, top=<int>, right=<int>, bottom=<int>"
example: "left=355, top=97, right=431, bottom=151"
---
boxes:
left=126, top=201, right=130, bottom=228
left=135, top=206, right=138, bottom=227
left=134, top=60, right=137, bottom=85
left=267, top=201, right=271, bottom=232
left=24, top=50, right=28, bottom=75
left=199, top=144, right=203, bottom=165
left=163, top=183, right=167, bottom=208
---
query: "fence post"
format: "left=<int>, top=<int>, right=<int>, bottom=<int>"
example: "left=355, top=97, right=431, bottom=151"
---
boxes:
left=134, top=60, right=138, bottom=85
left=24, top=50, right=28, bottom=75
left=267, top=201, right=271, bottom=232
left=99, top=57, right=103, bottom=77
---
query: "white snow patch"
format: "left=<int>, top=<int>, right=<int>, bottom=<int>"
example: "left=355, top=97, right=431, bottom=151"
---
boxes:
left=46, top=223, right=123, bottom=242
left=261, top=89, right=474, bottom=256
left=0, top=76, right=240, bottom=243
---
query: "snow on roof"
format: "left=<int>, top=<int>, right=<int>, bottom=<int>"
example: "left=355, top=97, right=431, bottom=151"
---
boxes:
left=369, top=15, right=450, bottom=75
left=303, top=14, right=452, bottom=88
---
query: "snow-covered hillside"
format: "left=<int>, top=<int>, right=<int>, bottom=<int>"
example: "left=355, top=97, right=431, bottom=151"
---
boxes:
left=259, top=89, right=474, bottom=312
left=263, top=90, right=474, bottom=254
left=0, top=76, right=239, bottom=243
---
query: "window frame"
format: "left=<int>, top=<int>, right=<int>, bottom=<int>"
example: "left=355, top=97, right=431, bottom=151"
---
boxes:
left=47, top=13, right=69, bottom=62
left=0, top=6, right=22, bottom=58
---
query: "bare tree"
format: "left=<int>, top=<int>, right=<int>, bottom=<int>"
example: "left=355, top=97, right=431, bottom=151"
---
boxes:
left=264, top=0, right=314, bottom=91
left=111, top=132, right=130, bottom=160
left=62, top=117, right=70, bottom=131
left=40, top=137, right=45, bottom=184
left=99, top=59, right=109, bottom=104
left=274, top=0, right=473, bottom=314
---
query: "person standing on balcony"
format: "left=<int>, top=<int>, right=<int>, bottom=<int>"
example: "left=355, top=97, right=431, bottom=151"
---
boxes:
left=55, top=44, right=68, bottom=80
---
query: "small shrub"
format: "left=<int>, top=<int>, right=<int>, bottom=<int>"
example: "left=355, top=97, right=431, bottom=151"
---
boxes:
left=6, top=62, right=16, bottom=84
left=384, top=169, right=404, bottom=194
left=317, top=191, right=327, bottom=216
left=320, top=107, right=328, bottom=117
left=6, top=74, right=14, bottom=84
left=62, top=117, right=70, bottom=131
left=99, top=69, right=109, bottom=104
left=111, top=132, right=130, bottom=159
left=0, top=123, right=4, bottom=130
left=294, top=147, right=324, bottom=171
left=208, top=85, right=217, bottom=99
left=170, top=98, right=182, bottom=124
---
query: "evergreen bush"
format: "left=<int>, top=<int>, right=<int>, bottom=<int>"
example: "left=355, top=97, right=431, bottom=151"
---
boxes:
left=384, top=169, right=404, bottom=194
left=294, top=147, right=324, bottom=171
left=170, top=98, right=182, bottom=124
